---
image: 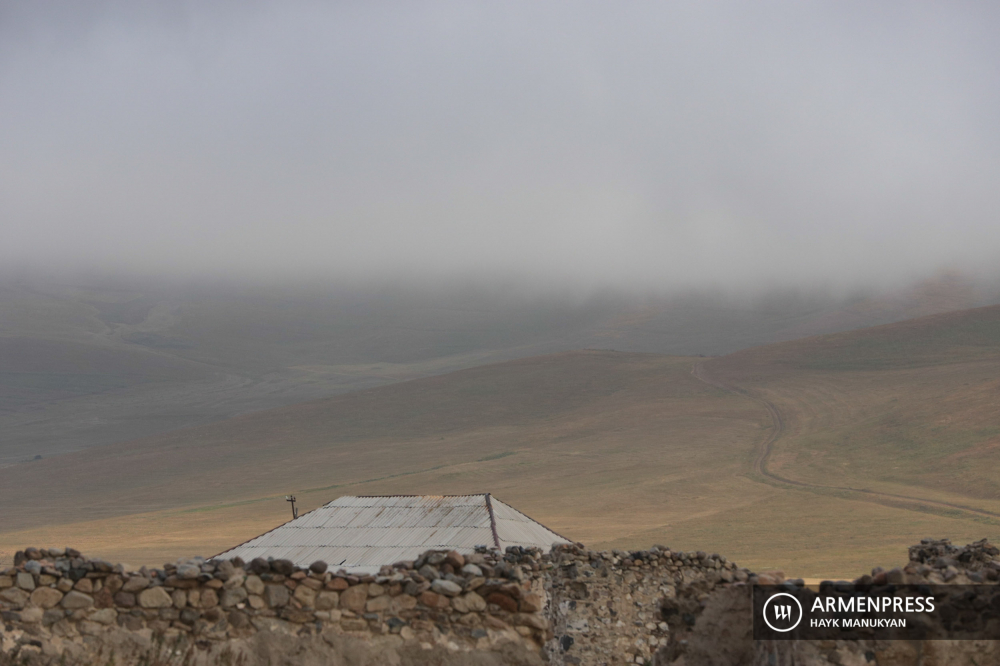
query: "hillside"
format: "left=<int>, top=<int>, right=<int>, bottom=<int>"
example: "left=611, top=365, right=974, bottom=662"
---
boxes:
left=3, top=272, right=997, bottom=465
left=0, top=351, right=765, bottom=562
left=701, top=304, right=1000, bottom=507
left=3, top=306, right=1000, bottom=576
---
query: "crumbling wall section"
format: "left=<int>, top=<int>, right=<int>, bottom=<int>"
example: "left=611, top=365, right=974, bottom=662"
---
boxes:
left=6, top=538, right=1000, bottom=666
left=0, top=546, right=550, bottom=665
left=538, top=543, right=753, bottom=666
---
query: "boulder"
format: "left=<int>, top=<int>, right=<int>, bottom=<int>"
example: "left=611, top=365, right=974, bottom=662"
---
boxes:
left=29, top=587, right=63, bottom=609
left=271, top=559, right=295, bottom=575
left=263, top=584, right=289, bottom=608
left=463, top=591, right=487, bottom=612
left=292, top=585, right=316, bottom=608
left=19, top=607, right=43, bottom=624
left=418, top=590, right=451, bottom=610
left=315, top=591, right=339, bottom=610
left=326, top=577, right=349, bottom=591
left=462, top=563, right=483, bottom=577
left=199, top=588, right=219, bottom=609
left=339, top=584, right=369, bottom=613
left=221, top=587, right=248, bottom=608
left=121, top=576, right=150, bottom=593
left=113, top=591, right=136, bottom=607
left=365, top=594, right=392, bottom=612
left=137, top=587, right=173, bottom=609
left=176, top=564, right=200, bottom=580
left=391, top=594, right=417, bottom=612
left=430, top=579, right=462, bottom=597
left=486, top=592, right=518, bottom=613
left=519, top=592, right=544, bottom=612
left=244, top=574, right=265, bottom=595
left=61, top=590, right=95, bottom=610
left=90, top=608, right=118, bottom=625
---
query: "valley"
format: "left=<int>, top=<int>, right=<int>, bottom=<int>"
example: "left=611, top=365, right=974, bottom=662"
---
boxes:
left=2, top=304, right=999, bottom=578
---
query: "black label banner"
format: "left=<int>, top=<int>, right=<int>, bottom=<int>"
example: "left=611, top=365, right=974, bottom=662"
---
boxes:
left=753, top=584, right=1000, bottom=641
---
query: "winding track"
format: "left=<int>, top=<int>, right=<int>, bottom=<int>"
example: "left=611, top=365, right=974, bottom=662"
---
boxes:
left=691, top=361, right=1000, bottom=521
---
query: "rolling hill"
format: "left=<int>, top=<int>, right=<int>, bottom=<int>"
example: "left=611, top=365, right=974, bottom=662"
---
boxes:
left=2, top=271, right=996, bottom=466
left=2, top=304, right=1000, bottom=577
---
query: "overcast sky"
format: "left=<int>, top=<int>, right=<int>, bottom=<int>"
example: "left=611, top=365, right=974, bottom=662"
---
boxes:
left=2, top=1, right=999, bottom=290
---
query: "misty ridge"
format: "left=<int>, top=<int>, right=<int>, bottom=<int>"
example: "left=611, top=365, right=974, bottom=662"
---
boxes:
left=2, top=267, right=999, bottom=466
left=2, top=1, right=1000, bottom=290
left=3, top=0, right=1000, bottom=466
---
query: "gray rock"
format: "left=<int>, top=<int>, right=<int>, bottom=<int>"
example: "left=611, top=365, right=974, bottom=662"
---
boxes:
left=137, top=587, right=173, bottom=609
left=271, top=559, right=295, bottom=575
left=29, top=587, right=63, bottom=609
left=461, top=563, right=483, bottom=577
left=418, top=565, right=439, bottom=581
left=90, top=608, right=117, bottom=625
left=249, top=558, right=269, bottom=575
left=215, top=560, right=236, bottom=580
left=121, top=576, right=150, bottom=593
left=430, top=579, right=462, bottom=597
left=316, top=591, right=339, bottom=610
left=19, top=607, right=43, bottom=624
left=463, top=591, right=487, bottom=612
left=61, top=591, right=94, bottom=610
left=263, top=584, right=290, bottom=608
left=16, top=572, right=35, bottom=590
left=176, top=564, right=200, bottom=580
left=42, top=609, right=65, bottom=626
left=244, top=575, right=265, bottom=596
left=0, top=587, right=29, bottom=605
left=221, top=587, right=248, bottom=608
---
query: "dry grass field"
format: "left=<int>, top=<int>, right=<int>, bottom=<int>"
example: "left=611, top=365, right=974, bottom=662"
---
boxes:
left=4, top=272, right=993, bottom=465
left=3, top=305, right=1000, bottom=578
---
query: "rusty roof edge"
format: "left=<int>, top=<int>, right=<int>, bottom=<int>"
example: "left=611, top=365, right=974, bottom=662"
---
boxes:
left=484, top=493, right=501, bottom=550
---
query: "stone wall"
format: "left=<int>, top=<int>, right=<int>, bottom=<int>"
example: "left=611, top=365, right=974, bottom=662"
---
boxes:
left=5, top=538, right=1000, bottom=666
left=538, top=543, right=753, bottom=665
left=752, top=538, right=1000, bottom=666
left=0, top=545, right=552, bottom=665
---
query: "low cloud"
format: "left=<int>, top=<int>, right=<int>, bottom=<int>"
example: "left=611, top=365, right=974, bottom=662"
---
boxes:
left=3, top=1, right=999, bottom=291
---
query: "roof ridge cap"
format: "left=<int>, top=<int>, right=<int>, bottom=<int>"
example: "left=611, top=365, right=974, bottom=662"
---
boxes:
left=484, top=493, right=501, bottom=550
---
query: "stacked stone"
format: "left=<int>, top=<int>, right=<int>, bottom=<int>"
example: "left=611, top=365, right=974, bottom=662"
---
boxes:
left=0, top=545, right=550, bottom=654
left=541, top=543, right=753, bottom=665
left=844, top=538, right=1000, bottom=587
left=544, top=543, right=748, bottom=583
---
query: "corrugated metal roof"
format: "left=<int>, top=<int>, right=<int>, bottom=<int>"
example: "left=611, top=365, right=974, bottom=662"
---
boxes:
left=214, top=494, right=571, bottom=573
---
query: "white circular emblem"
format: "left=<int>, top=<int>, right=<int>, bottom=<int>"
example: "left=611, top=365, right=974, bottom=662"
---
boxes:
left=762, top=592, right=803, bottom=632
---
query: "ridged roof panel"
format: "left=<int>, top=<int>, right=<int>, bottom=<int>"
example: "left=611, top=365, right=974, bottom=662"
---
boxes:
left=215, top=494, right=571, bottom=573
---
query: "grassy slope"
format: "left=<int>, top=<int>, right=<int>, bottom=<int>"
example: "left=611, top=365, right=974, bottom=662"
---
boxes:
left=2, top=272, right=995, bottom=463
left=4, top=302, right=1000, bottom=577
left=703, top=305, right=1000, bottom=502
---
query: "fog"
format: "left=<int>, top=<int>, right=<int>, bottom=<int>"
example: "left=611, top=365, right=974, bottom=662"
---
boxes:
left=3, top=1, right=1000, bottom=292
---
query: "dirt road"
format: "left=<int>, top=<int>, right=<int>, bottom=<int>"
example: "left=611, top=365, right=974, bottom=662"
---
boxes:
left=691, top=361, right=1000, bottom=522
